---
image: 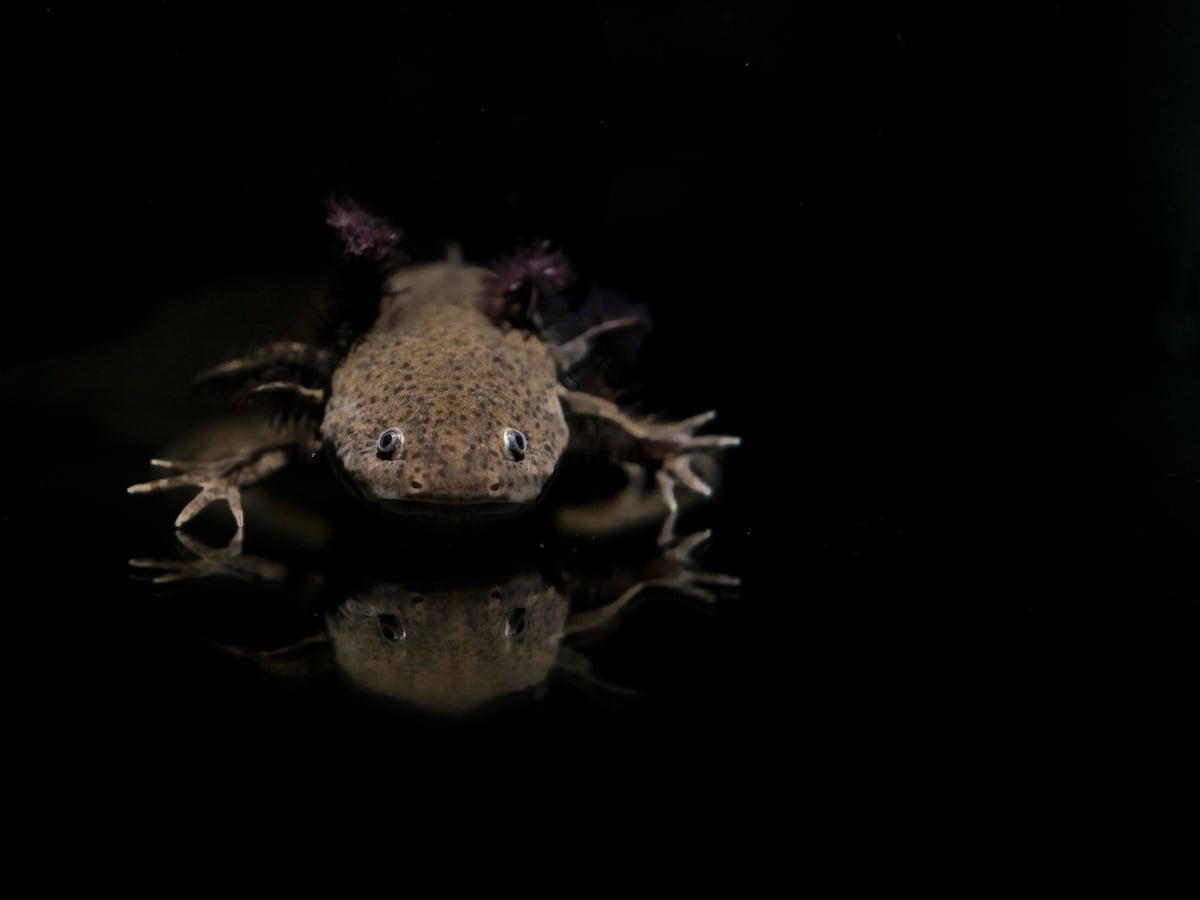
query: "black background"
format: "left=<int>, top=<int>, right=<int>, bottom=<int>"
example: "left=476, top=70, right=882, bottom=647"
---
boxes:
left=4, top=2, right=1200, bottom=786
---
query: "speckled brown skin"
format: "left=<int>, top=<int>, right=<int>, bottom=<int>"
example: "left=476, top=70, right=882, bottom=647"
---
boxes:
left=320, top=254, right=569, bottom=520
left=326, top=574, right=568, bottom=714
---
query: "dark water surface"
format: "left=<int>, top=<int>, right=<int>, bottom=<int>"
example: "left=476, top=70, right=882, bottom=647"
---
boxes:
left=6, top=5, right=1200, bottom=787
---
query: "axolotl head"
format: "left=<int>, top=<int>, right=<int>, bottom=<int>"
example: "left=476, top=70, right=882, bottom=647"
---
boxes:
left=319, top=268, right=570, bottom=524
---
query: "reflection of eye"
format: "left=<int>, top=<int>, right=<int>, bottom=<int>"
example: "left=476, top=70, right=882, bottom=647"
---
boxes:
left=502, top=427, right=527, bottom=461
left=377, top=613, right=406, bottom=642
left=376, top=427, right=404, bottom=459
left=504, top=607, right=526, bottom=638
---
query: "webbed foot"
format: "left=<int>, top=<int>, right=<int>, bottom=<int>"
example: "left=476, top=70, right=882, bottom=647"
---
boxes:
left=645, top=411, right=742, bottom=545
left=560, top=390, right=740, bottom=545
left=127, top=445, right=292, bottom=528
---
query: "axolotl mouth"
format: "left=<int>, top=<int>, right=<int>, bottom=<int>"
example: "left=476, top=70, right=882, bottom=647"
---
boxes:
left=373, top=497, right=539, bottom=521
left=325, top=451, right=560, bottom=528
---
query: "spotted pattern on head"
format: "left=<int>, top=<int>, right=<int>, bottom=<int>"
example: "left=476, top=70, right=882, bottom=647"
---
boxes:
left=320, top=259, right=569, bottom=518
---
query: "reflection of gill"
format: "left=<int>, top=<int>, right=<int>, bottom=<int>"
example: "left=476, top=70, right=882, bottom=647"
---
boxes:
left=138, top=531, right=736, bottom=717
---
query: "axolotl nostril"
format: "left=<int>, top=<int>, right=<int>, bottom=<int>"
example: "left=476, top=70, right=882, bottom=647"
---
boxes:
left=129, top=201, right=740, bottom=545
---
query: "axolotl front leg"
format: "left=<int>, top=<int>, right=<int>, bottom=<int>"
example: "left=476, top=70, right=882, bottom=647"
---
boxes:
left=127, top=444, right=295, bottom=529
left=559, top=388, right=741, bottom=546
left=128, top=340, right=334, bottom=529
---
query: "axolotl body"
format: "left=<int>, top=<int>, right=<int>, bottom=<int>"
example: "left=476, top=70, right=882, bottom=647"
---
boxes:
left=130, top=208, right=739, bottom=546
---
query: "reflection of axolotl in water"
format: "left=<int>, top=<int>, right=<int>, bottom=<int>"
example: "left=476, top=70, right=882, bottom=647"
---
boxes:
left=134, top=530, right=735, bottom=716
left=129, top=200, right=740, bottom=545
left=306, top=540, right=735, bottom=716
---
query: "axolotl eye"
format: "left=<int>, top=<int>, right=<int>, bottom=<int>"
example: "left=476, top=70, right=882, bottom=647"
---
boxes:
left=502, top=427, right=527, bottom=461
left=376, top=427, right=405, bottom=459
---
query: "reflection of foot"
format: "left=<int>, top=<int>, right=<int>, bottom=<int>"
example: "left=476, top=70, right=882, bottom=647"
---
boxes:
left=129, top=529, right=287, bottom=584
left=553, top=453, right=729, bottom=543
left=658, top=529, right=742, bottom=604
left=562, top=527, right=740, bottom=638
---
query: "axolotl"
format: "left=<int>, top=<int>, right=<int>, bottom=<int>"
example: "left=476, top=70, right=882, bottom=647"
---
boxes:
left=129, top=202, right=740, bottom=546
